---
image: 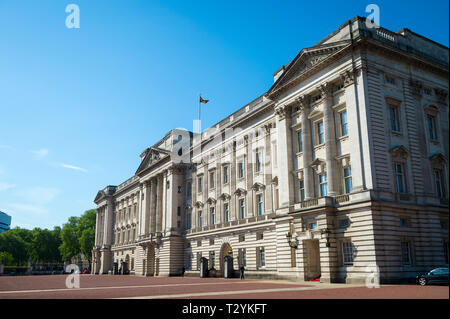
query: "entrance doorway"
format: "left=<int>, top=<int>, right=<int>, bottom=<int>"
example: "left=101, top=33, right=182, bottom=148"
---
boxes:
left=219, top=242, right=233, bottom=276
left=303, top=239, right=321, bottom=281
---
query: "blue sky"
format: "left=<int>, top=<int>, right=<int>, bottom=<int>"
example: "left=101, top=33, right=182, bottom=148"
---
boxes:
left=0, top=0, right=448, bottom=229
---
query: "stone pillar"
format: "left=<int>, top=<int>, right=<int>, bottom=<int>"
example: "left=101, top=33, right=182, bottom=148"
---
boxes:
left=94, top=207, right=101, bottom=246
left=298, top=95, right=314, bottom=199
left=319, top=83, right=338, bottom=196
left=156, top=174, right=162, bottom=234
left=140, top=182, right=148, bottom=237
left=245, top=135, right=254, bottom=217
left=275, top=103, right=295, bottom=212
left=341, top=70, right=365, bottom=192
left=149, top=178, right=156, bottom=235
left=263, top=123, right=274, bottom=213
left=162, top=171, right=168, bottom=233
left=230, top=141, right=237, bottom=220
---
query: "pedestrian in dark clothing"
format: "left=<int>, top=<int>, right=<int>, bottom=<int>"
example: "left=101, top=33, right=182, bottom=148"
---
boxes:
left=240, top=265, right=245, bottom=280
left=181, top=266, right=185, bottom=277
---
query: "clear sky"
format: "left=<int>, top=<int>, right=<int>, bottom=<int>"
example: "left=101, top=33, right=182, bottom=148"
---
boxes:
left=0, top=0, right=448, bottom=229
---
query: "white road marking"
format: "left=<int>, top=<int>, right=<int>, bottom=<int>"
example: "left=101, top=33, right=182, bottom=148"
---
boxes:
left=0, top=280, right=268, bottom=295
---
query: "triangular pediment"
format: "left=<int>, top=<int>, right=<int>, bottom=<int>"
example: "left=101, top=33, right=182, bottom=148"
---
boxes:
left=135, top=147, right=170, bottom=175
left=267, top=40, right=351, bottom=99
left=94, top=190, right=105, bottom=204
left=389, top=145, right=409, bottom=159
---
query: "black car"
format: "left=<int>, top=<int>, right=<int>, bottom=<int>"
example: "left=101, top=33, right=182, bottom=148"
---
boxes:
left=416, top=267, right=449, bottom=286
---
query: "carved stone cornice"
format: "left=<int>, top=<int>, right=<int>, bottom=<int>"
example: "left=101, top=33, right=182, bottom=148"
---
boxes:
left=434, top=88, right=448, bottom=104
left=409, top=79, right=423, bottom=97
left=340, top=69, right=356, bottom=87
left=317, top=82, right=333, bottom=99
left=296, top=95, right=311, bottom=112
left=275, top=104, right=290, bottom=120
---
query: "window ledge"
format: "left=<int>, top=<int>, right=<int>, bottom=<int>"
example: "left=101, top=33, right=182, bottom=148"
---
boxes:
left=391, top=130, right=403, bottom=136
left=296, top=151, right=304, bottom=157
left=430, top=139, right=440, bottom=145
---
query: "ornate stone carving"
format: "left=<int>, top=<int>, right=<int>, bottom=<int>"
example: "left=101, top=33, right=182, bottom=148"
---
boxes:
left=434, top=88, right=448, bottom=104
left=409, top=79, right=423, bottom=96
left=317, top=82, right=333, bottom=99
left=275, top=104, right=290, bottom=120
left=296, top=95, right=311, bottom=112
left=340, top=69, right=355, bottom=87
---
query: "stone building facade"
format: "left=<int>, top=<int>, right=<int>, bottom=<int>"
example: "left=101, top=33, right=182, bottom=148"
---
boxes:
left=93, top=16, right=449, bottom=283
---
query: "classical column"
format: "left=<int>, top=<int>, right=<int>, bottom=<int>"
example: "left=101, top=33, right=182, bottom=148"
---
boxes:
left=298, top=95, right=314, bottom=199
left=341, top=70, right=365, bottom=192
left=94, top=208, right=101, bottom=246
left=245, top=135, right=254, bottom=217
left=155, top=174, right=162, bottom=234
left=319, top=83, right=338, bottom=196
left=275, top=103, right=295, bottom=212
left=264, top=123, right=273, bottom=213
left=149, top=178, right=156, bottom=235
left=230, top=141, right=237, bottom=220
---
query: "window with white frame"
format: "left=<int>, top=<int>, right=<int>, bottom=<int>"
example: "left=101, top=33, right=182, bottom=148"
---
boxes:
left=198, top=211, right=203, bottom=228
left=239, top=199, right=245, bottom=219
left=209, top=171, right=215, bottom=189
left=427, top=114, right=438, bottom=140
left=340, top=110, right=348, bottom=136
left=223, top=166, right=229, bottom=184
left=224, top=203, right=229, bottom=222
left=297, top=130, right=303, bottom=152
left=186, top=211, right=191, bottom=229
left=257, top=193, right=263, bottom=216
left=255, top=149, right=262, bottom=172
left=317, top=121, right=325, bottom=145
left=210, top=207, right=215, bottom=225
left=260, top=247, right=266, bottom=267
left=198, top=176, right=203, bottom=193
left=343, top=166, right=352, bottom=194
left=299, top=179, right=305, bottom=201
left=389, top=105, right=400, bottom=132
left=238, top=160, right=245, bottom=178
left=394, top=162, right=407, bottom=193
left=319, top=173, right=328, bottom=197
left=342, top=241, right=354, bottom=265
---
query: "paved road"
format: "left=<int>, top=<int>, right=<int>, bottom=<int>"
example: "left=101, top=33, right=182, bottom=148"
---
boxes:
left=0, top=275, right=447, bottom=299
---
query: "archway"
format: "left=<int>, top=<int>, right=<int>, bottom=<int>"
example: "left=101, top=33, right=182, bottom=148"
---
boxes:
left=219, top=242, right=233, bottom=273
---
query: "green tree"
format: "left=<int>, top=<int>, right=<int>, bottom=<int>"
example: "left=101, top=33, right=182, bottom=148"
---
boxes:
left=59, top=216, right=81, bottom=262
left=0, top=228, right=32, bottom=265
left=0, top=251, right=15, bottom=266
left=30, top=227, right=62, bottom=263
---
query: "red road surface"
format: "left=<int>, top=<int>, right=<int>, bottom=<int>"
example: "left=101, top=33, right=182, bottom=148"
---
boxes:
left=0, top=275, right=447, bottom=299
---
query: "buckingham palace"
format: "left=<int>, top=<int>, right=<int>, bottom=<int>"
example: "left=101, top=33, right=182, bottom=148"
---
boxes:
left=92, top=16, right=449, bottom=284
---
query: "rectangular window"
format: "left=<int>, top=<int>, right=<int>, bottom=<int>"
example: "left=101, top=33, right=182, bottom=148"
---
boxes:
left=385, top=75, right=395, bottom=85
left=242, top=249, right=247, bottom=267
left=309, top=222, right=317, bottom=230
left=317, top=121, right=325, bottom=144
left=389, top=106, right=400, bottom=132
left=223, top=166, right=229, bottom=184
left=427, top=115, right=438, bottom=140
left=340, top=111, right=348, bottom=136
left=186, top=211, right=191, bottom=229
left=435, top=170, right=444, bottom=198
left=401, top=242, right=411, bottom=266
left=319, top=173, right=328, bottom=197
left=444, top=242, right=449, bottom=265
left=339, top=218, right=350, bottom=229
left=209, top=171, right=215, bottom=189
left=224, top=203, right=229, bottom=222
left=238, top=161, right=245, bottom=178
left=256, top=150, right=262, bottom=172
left=299, top=180, right=305, bottom=201
left=257, top=194, right=263, bottom=216
left=394, top=163, right=406, bottom=193
left=297, top=130, right=303, bottom=152
left=239, top=199, right=245, bottom=219
left=400, top=218, right=408, bottom=227
left=198, top=211, right=203, bottom=228
left=260, top=248, right=266, bottom=267
left=344, top=167, right=352, bottom=194
left=198, top=177, right=203, bottom=193
left=256, top=232, right=264, bottom=240
left=342, top=242, right=354, bottom=265
left=210, top=207, right=215, bottom=225
left=186, top=181, right=192, bottom=197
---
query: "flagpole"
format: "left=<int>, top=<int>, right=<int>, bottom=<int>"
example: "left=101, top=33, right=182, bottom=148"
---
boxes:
left=198, top=92, right=201, bottom=134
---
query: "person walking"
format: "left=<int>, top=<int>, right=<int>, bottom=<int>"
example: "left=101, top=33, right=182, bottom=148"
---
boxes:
left=239, top=265, right=245, bottom=280
left=181, top=266, right=185, bottom=277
